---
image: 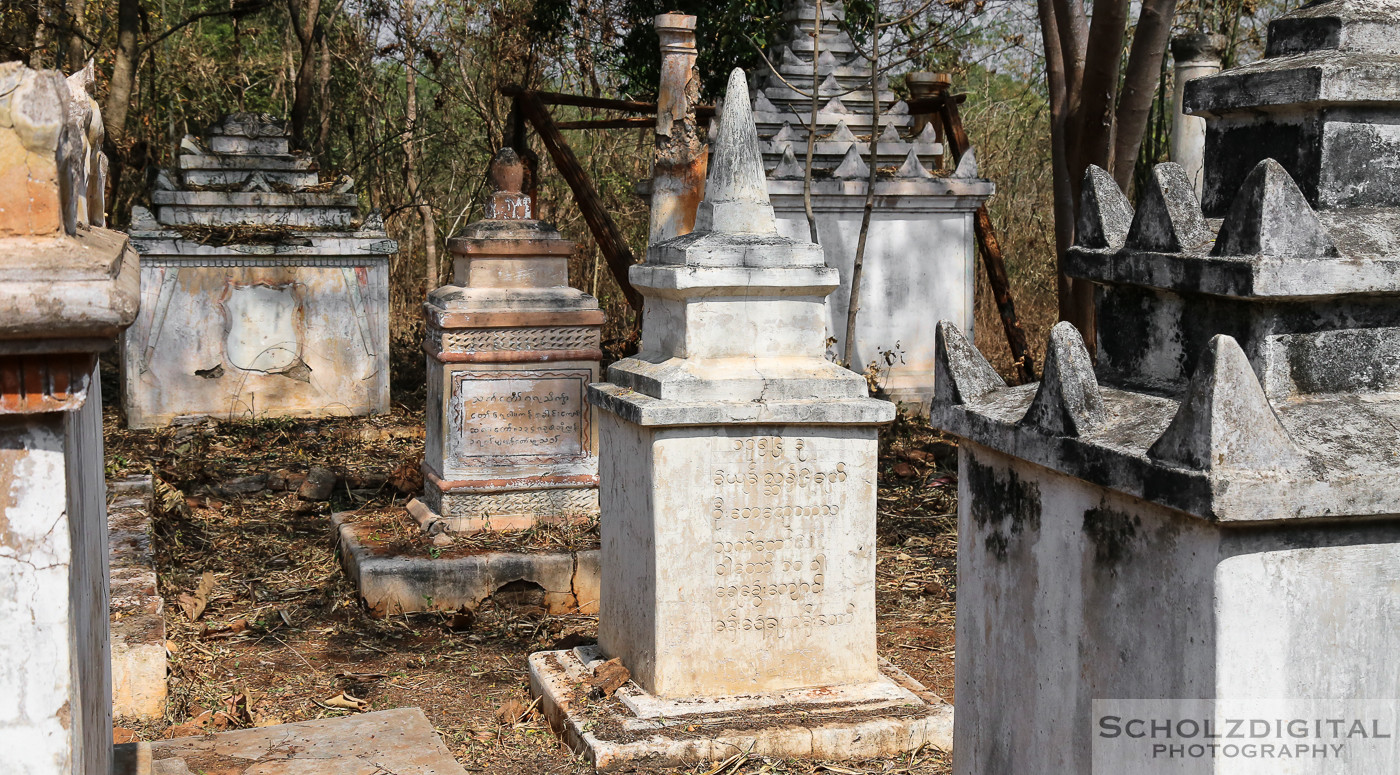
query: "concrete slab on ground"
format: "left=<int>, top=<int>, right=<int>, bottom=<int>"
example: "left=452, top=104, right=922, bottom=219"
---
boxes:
left=112, top=707, right=467, bottom=774
left=529, top=645, right=952, bottom=771
left=108, top=475, right=167, bottom=720
left=333, top=511, right=600, bottom=617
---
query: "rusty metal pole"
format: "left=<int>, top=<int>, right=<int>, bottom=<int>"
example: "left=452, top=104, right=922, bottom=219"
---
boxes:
left=649, top=13, right=708, bottom=244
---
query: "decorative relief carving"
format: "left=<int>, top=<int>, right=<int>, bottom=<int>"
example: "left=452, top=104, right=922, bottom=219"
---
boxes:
left=436, top=487, right=599, bottom=519
left=435, top=326, right=600, bottom=354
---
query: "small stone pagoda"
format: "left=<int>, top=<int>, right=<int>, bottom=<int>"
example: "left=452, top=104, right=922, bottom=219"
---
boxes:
left=420, top=148, right=602, bottom=530
left=933, top=1, right=1400, bottom=771
left=121, top=113, right=394, bottom=428
left=530, top=69, right=949, bottom=769
left=752, top=0, right=994, bottom=411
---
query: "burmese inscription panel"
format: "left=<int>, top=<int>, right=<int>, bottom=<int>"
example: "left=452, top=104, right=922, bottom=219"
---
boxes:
left=447, top=368, right=590, bottom=467
left=649, top=427, right=879, bottom=695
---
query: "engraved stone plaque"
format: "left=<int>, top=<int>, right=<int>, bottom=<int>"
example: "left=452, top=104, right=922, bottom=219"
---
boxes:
left=601, top=420, right=880, bottom=698
left=447, top=368, right=591, bottom=468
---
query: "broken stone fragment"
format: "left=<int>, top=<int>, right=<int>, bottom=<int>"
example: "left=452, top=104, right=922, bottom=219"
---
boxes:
left=934, top=320, right=1006, bottom=405
left=1075, top=165, right=1134, bottom=250
left=1020, top=321, right=1108, bottom=437
left=1125, top=162, right=1212, bottom=253
left=1148, top=334, right=1306, bottom=471
left=1211, top=158, right=1338, bottom=258
left=297, top=466, right=338, bottom=501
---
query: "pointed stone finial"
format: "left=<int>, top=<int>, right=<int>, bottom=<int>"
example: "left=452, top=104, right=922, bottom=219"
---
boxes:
left=694, top=68, right=777, bottom=234
left=130, top=205, right=158, bottom=231
left=772, top=122, right=798, bottom=144
left=1020, top=322, right=1108, bottom=436
left=935, top=321, right=1006, bottom=404
left=154, top=170, right=177, bottom=191
left=896, top=149, right=932, bottom=179
left=754, top=92, right=778, bottom=114
left=818, top=74, right=842, bottom=96
left=828, top=121, right=857, bottom=144
left=816, top=50, right=839, bottom=73
left=1212, top=158, right=1339, bottom=258
left=485, top=147, right=532, bottom=219
left=915, top=123, right=938, bottom=143
left=780, top=47, right=806, bottom=70
left=878, top=123, right=901, bottom=144
left=1125, top=162, right=1212, bottom=253
left=180, top=134, right=204, bottom=155
left=820, top=96, right=850, bottom=114
left=1148, top=335, right=1306, bottom=471
left=1075, top=165, right=1134, bottom=250
left=887, top=100, right=909, bottom=115
left=833, top=145, right=869, bottom=179
left=772, top=146, right=805, bottom=179
left=952, top=148, right=978, bottom=178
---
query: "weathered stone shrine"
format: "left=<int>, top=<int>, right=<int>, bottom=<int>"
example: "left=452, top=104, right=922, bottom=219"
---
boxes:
left=121, top=113, right=394, bottom=428
left=335, top=150, right=602, bottom=619
left=530, top=69, right=949, bottom=770
left=932, top=2, right=1400, bottom=772
left=753, top=0, right=993, bottom=411
left=0, top=60, right=136, bottom=775
left=420, top=149, right=601, bottom=529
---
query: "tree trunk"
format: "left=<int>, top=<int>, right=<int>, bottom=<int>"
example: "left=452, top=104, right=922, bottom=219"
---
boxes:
left=843, top=0, right=880, bottom=372
left=1111, top=0, right=1178, bottom=189
left=64, top=0, right=86, bottom=71
left=285, top=0, right=322, bottom=150
left=402, top=0, right=437, bottom=291
left=105, top=0, right=140, bottom=148
left=316, top=26, right=332, bottom=156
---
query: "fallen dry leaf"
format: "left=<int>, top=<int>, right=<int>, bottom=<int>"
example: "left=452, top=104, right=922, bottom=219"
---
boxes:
left=320, top=691, right=369, bottom=711
left=178, top=572, right=216, bottom=621
left=497, top=699, right=528, bottom=726
left=892, top=462, right=916, bottom=478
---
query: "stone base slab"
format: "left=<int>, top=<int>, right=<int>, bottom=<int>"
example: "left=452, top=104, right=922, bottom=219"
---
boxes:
left=528, top=645, right=952, bottom=771
left=334, top=512, right=599, bottom=617
left=108, top=475, right=167, bottom=720
left=112, top=707, right=466, bottom=774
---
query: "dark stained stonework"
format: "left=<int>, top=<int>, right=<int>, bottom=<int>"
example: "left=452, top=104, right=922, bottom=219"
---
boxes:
left=932, top=0, right=1400, bottom=523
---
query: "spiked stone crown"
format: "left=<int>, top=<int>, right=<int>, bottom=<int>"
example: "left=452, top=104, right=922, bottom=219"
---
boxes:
left=931, top=0, right=1400, bottom=522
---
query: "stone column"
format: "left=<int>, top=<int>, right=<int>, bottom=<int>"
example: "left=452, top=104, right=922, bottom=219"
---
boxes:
left=935, top=4, right=1400, bottom=771
left=529, top=69, right=951, bottom=770
left=648, top=13, right=707, bottom=243
left=421, top=149, right=602, bottom=531
left=0, top=61, right=139, bottom=775
left=1169, top=33, right=1224, bottom=198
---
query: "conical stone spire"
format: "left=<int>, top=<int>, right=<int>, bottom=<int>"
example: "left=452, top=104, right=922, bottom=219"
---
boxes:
left=694, top=68, right=777, bottom=235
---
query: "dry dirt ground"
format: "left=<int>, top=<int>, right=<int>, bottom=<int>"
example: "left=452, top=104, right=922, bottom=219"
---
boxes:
left=104, top=407, right=959, bottom=775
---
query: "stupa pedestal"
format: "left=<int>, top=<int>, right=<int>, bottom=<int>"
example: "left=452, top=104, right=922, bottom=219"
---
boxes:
left=934, top=3, right=1400, bottom=772
left=529, top=69, right=950, bottom=771
left=121, top=114, right=394, bottom=428
left=0, top=61, right=137, bottom=775
left=335, top=150, right=602, bottom=618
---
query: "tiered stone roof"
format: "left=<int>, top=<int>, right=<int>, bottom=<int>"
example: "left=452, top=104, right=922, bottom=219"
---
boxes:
left=137, top=114, right=367, bottom=232
left=751, top=0, right=943, bottom=178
